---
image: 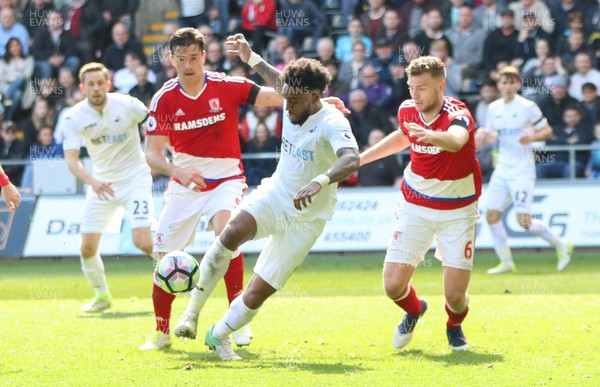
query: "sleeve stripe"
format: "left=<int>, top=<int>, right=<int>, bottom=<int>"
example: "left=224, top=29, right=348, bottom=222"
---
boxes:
left=149, top=80, right=178, bottom=111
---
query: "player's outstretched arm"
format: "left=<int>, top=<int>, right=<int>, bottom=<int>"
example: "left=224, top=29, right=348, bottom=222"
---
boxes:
left=520, top=124, right=553, bottom=144
left=293, top=148, right=360, bottom=210
left=0, top=164, right=20, bottom=210
left=360, top=130, right=410, bottom=166
left=65, top=149, right=114, bottom=200
left=145, top=134, right=206, bottom=191
left=475, top=127, right=497, bottom=148
left=405, top=122, right=469, bottom=152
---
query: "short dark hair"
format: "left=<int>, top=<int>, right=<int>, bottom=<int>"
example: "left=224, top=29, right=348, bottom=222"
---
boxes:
left=170, top=27, right=205, bottom=54
left=280, top=58, right=331, bottom=95
left=405, top=56, right=446, bottom=80
left=582, top=82, right=597, bottom=92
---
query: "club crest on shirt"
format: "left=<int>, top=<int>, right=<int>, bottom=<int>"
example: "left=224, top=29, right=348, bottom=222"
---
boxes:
left=208, top=98, right=221, bottom=113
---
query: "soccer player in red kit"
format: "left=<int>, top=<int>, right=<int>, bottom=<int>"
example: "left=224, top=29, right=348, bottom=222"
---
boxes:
left=141, top=27, right=348, bottom=350
left=360, top=56, right=481, bottom=351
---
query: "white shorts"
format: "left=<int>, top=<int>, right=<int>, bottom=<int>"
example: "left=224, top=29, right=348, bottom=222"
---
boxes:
left=239, top=186, right=326, bottom=290
left=384, top=201, right=479, bottom=271
left=485, top=173, right=535, bottom=214
left=81, top=174, right=153, bottom=233
left=154, top=179, right=246, bottom=252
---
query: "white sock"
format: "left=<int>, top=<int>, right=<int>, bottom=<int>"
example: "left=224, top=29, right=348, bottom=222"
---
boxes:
left=80, top=254, right=109, bottom=296
left=489, top=221, right=514, bottom=264
left=213, top=295, right=259, bottom=341
left=529, top=219, right=563, bottom=248
left=184, top=238, right=235, bottom=316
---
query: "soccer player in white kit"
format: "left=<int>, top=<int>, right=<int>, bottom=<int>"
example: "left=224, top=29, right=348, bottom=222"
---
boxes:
left=477, top=66, right=573, bottom=274
left=176, top=35, right=360, bottom=360
left=361, top=56, right=481, bottom=351
left=62, top=63, right=154, bottom=312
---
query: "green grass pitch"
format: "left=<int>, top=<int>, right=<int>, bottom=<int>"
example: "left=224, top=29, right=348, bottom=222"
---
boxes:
left=1, top=251, right=599, bottom=386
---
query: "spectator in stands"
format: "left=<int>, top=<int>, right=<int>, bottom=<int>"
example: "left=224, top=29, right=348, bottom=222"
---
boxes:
left=244, top=122, right=279, bottom=187
left=338, top=40, right=368, bottom=89
left=175, top=0, right=211, bottom=29
left=585, top=0, right=600, bottom=38
left=429, top=38, right=462, bottom=98
left=346, top=88, right=393, bottom=148
left=61, top=0, right=104, bottom=63
left=0, top=120, right=24, bottom=186
left=399, top=39, right=422, bottom=67
left=369, top=38, right=397, bottom=84
left=446, top=0, right=465, bottom=30
left=1, top=0, right=21, bottom=20
left=556, top=10, right=586, bottom=51
left=150, top=22, right=178, bottom=75
left=513, top=11, right=553, bottom=69
left=240, top=105, right=282, bottom=143
left=198, top=24, right=216, bottom=45
left=375, top=9, right=408, bottom=54
left=475, top=80, right=498, bottom=127
left=20, top=125, right=64, bottom=190
left=353, top=63, right=393, bottom=111
left=0, top=7, right=29, bottom=56
left=129, top=65, right=156, bottom=107
left=558, top=28, right=589, bottom=73
left=399, top=0, right=435, bottom=38
left=101, top=22, right=145, bottom=72
left=474, top=123, right=494, bottom=183
left=522, top=56, right=568, bottom=104
left=0, top=37, right=32, bottom=120
left=113, top=51, right=156, bottom=94
left=550, top=0, right=585, bottom=40
left=264, top=34, right=290, bottom=66
left=581, top=82, right=600, bottom=125
left=585, top=123, right=600, bottom=179
left=360, top=0, right=387, bottom=41
left=473, top=0, right=502, bottom=35
left=413, top=8, right=452, bottom=56
left=569, top=52, right=600, bottom=101
left=388, top=62, right=410, bottom=119
left=335, top=17, right=373, bottom=63
left=31, top=10, right=80, bottom=80
left=22, top=0, right=54, bottom=40
left=240, top=0, right=277, bottom=56
left=278, top=0, right=325, bottom=51
left=323, top=59, right=350, bottom=97
left=537, top=106, right=593, bottom=178
left=53, top=67, right=83, bottom=114
left=482, top=9, right=518, bottom=79
left=22, top=96, right=54, bottom=151
left=357, top=128, right=403, bottom=186
left=540, top=76, right=582, bottom=127
left=316, top=37, right=336, bottom=64
left=521, top=37, right=552, bottom=76
left=510, top=0, right=554, bottom=35
left=154, top=43, right=177, bottom=87
left=445, top=6, right=486, bottom=92
left=274, top=44, right=298, bottom=72
left=204, top=41, right=227, bottom=72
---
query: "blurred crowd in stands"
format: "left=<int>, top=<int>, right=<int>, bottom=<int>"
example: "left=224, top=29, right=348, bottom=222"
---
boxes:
left=1, top=0, right=599, bottom=193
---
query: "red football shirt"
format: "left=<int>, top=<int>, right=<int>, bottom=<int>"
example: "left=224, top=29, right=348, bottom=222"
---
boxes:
left=147, top=72, right=260, bottom=181
left=397, top=96, right=482, bottom=210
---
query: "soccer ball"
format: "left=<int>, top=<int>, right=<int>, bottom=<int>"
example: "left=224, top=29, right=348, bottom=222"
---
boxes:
left=155, top=251, right=200, bottom=294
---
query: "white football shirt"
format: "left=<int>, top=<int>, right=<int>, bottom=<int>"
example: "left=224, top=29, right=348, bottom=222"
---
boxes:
left=485, top=95, right=548, bottom=180
left=61, top=93, right=150, bottom=182
left=260, top=102, right=358, bottom=221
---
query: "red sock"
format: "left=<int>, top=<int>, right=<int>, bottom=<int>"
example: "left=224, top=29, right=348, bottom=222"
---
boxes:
left=446, top=303, right=469, bottom=329
left=153, top=282, right=176, bottom=334
left=393, top=284, right=422, bottom=316
left=223, top=253, right=244, bottom=305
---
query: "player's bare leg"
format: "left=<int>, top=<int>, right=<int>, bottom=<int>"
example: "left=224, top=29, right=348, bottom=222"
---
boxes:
left=207, top=274, right=276, bottom=360
left=385, top=262, right=427, bottom=349
left=79, top=233, right=112, bottom=312
left=443, top=267, right=470, bottom=351
left=132, top=227, right=153, bottom=256
left=176, top=211, right=257, bottom=340
left=486, top=210, right=516, bottom=274
left=518, top=213, right=573, bottom=271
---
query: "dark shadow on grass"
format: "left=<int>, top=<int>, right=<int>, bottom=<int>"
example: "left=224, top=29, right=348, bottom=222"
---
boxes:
left=0, top=370, right=22, bottom=376
left=77, top=311, right=151, bottom=319
left=166, top=349, right=370, bottom=374
left=422, top=351, right=504, bottom=365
